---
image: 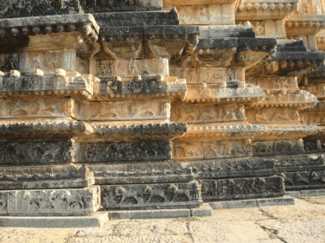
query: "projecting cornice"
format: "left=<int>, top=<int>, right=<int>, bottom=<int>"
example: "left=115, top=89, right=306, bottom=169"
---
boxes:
left=236, top=0, right=299, bottom=20
left=286, top=15, right=325, bottom=37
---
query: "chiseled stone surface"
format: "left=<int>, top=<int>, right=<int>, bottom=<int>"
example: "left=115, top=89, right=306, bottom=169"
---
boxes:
left=0, top=186, right=100, bottom=216
left=0, top=0, right=325, bottom=220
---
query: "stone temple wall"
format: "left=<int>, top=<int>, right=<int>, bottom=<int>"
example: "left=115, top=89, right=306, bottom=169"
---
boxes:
left=0, top=0, right=325, bottom=218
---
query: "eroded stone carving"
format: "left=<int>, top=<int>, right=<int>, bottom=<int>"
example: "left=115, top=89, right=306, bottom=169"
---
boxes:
left=0, top=186, right=100, bottom=216
left=173, top=140, right=252, bottom=160
left=77, top=141, right=172, bottom=162
left=101, top=181, right=202, bottom=209
left=0, top=141, right=73, bottom=165
left=0, top=0, right=324, bottom=219
left=0, top=164, right=94, bottom=189
left=201, top=177, right=284, bottom=201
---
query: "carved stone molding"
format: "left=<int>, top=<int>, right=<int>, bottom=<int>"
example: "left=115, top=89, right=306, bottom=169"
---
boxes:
left=0, top=0, right=83, bottom=18
left=83, top=122, right=187, bottom=142
left=90, top=162, right=195, bottom=184
left=254, top=90, right=317, bottom=108
left=0, top=14, right=99, bottom=53
left=0, top=164, right=94, bottom=190
left=0, top=140, right=74, bottom=165
left=247, top=76, right=299, bottom=91
left=99, top=75, right=187, bottom=101
left=236, top=0, right=299, bottom=20
left=101, top=181, right=202, bottom=210
left=285, top=16, right=325, bottom=37
left=173, top=139, right=253, bottom=160
left=246, top=40, right=325, bottom=76
left=183, top=157, right=276, bottom=179
left=182, top=124, right=267, bottom=140
left=201, top=176, right=284, bottom=201
left=247, top=107, right=301, bottom=123
left=93, top=58, right=169, bottom=79
left=171, top=102, right=247, bottom=124
left=0, top=97, right=75, bottom=120
left=0, top=120, right=87, bottom=138
left=99, top=20, right=199, bottom=60
left=0, top=69, right=99, bottom=98
left=282, top=170, right=325, bottom=190
left=76, top=141, right=172, bottom=163
left=252, top=139, right=305, bottom=155
left=85, top=0, right=163, bottom=13
left=185, top=83, right=265, bottom=103
left=170, top=67, right=231, bottom=85
left=0, top=186, right=100, bottom=216
left=76, top=99, right=171, bottom=121
left=188, top=37, right=276, bottom=69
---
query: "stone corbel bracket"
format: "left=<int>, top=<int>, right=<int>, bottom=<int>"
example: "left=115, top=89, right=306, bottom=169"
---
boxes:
left=185, top=82, right=265, bottom=103
left=0, top=69, right=100, bottom=100
left=99, top=24, right=199, bottom=60
left=0, top=164, right=95, bottom=190
left=177, top=124, right=268, bottom=140
left=261, top=52, right=325, bottom=76
left=78, top=122, right=188, bottom=142
left=236, top=0, right=299, bottom=20
left=0, top=14, right=99, bottom=57
left=236, top=37, right=277, bottom=69
left=285, top=16, right=325, bottom=37
left=254, top=90, right=318, bottom=108
left=99, top=75, right=187, bottom=101
left=247, top=40, right=325, bottom=76
left=191, top=36, right=276, bottom=69
left=306, top=66, right=325, bottom=86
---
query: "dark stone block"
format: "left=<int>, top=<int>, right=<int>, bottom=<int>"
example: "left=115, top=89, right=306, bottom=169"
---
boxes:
left=101, top=181, right=202, bottom=210
left=92, top=123, right=187, bottom=141
left=281, top=170, right=325, bottom=191
left=90, top=161, right=195, bottom=184
left=277, top=39, right=307, bottom=52
left=76, top=141, right=172, bottom=163
left=0, top=0, right=82, bottom=18
left=201, top=176, right=285, bottom=201
left=184, top=158, right=276, bottom=179
left=0, top=140, right=73, bottom=165
left=0, top=164, right=94, bottom=190
left=275, top=154, right=325, bottom=172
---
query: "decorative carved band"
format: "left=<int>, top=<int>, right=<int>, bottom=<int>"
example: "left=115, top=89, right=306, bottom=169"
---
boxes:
left=101, top=181, right=202, bottom=210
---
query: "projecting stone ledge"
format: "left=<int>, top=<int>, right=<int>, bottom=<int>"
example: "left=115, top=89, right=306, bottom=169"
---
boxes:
left=0, top=14, right=99, bottom=38
left=0, top=164, right=95, bottom=190
left=0, top=211, right=108, bottom=228
left=107, top=203, right=212, bottom=220
left=0, top=69, right=100, bottom=99
left=209, top=196, right=295, bottom=209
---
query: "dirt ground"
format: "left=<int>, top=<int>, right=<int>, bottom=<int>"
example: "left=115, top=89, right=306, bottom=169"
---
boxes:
left=1, top=197, right=325, bottom=243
